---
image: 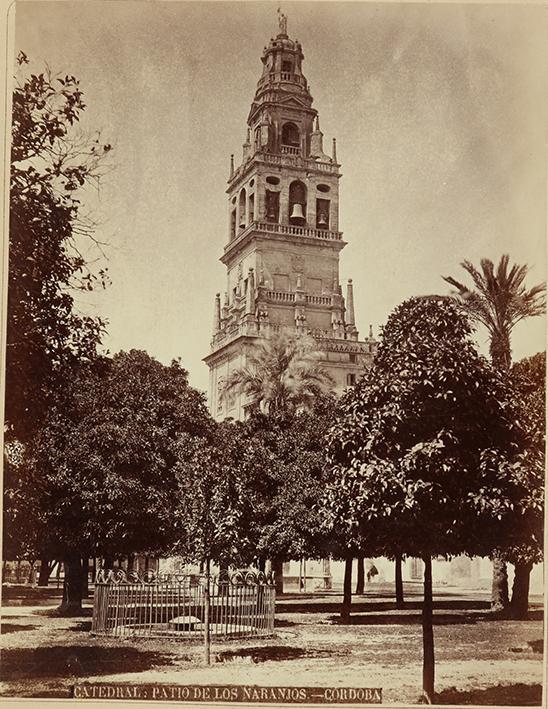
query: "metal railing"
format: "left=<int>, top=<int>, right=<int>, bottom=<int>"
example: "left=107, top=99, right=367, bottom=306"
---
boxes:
left=92, top=569, right=275, bottom=640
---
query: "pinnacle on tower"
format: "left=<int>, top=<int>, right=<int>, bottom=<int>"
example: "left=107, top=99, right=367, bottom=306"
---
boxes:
left=346, top=279, right=355, bottom=327
left=245, top=268, right=255, bottom=315
left=213, top=293, right=221, bottom=333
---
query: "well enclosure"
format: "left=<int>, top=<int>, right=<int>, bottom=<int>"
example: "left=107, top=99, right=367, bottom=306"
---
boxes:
left=91, top=568, right=275, bottom=640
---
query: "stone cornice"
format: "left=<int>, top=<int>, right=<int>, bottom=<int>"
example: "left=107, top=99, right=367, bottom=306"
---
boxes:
left=221, top=222, right=346, bottom=266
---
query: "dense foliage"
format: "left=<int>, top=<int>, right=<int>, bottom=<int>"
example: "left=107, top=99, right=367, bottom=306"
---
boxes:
left=7, top=53, right=112, bottom=443
left=23, top=350, right=211, bottom=562
left=243, top=398, right=337, bottom=563
left=504, top=352, right=545, bottom=569
left=322, top=296, right=528, bottom=699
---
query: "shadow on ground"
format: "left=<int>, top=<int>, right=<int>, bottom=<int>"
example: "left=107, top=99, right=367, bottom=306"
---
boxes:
left=278, top=600, right=491, bottom=614
left=216, top=645, right=348, bottom=663
left=329, top=612, right=497, bottom=626
left=509, top=639, right=543, bottom=654
left=274, top=618, right=297, bottom=628
left=0, top=624, right=37, bottom=634
left=35, top=607, right=93, bottom=618
left=2, top=584, right=64, bottom=606
left=436, top=683, right=542, bottom=705
left=68, top=621, right=93, bottom=633
left=0, top=645, right=177, bottom=680
left=327, top=609, right=543, bottom=626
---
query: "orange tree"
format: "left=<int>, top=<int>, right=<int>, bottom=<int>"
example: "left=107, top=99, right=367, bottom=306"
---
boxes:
left=21, top=350, right=211, bottom=613
left=5, top=53, right=112, bottom=582
left=321, top=296, right=527, bottom=702
left=503, top=352, right=545, bottom=618
left=7, top=53, right=111, bottom=445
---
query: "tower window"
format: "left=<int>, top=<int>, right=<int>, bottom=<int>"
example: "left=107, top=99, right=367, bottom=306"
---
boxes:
left=265, top=190, right=280, bottom=222
left=281, top=122, right=300, bottom=147
left=316, top=198, right=330, bottom=229
left=266, top=175, right=280, bottom=185
left=289, top=180, right=307, bottom=224
left=248, top=193, right=255, bottom=223
left=349, top=353, right=356, bottom=363
left=317, top=184, right=330, bottom=193
left=346, top=373, right=356, bottom=387
left=238, top=188, right=247, bottom=229
left=282, top=60, right=292, bottom=73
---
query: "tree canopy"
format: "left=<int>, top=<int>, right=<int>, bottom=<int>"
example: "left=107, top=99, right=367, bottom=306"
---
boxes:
left=7, top=53, right=111, bottom=443
left=23, top=350, right=212, bottom=562
left=322, top=296, right=528, bottom=699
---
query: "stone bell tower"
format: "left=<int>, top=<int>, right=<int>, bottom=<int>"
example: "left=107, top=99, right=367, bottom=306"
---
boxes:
left=204, top=14, right=377, bottom=420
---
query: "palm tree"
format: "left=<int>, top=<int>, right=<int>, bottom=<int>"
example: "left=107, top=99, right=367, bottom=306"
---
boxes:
left=444, top=255, right=545, bottom=613
left=223, top=330, right=334, bottom=416
left=444, top=255, right=545, bottom=372
left=223, top=329, right=334, bottom=593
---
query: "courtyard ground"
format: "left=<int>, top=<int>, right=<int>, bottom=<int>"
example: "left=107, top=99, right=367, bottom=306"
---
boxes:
left=0, top=582, right=544, bottom=705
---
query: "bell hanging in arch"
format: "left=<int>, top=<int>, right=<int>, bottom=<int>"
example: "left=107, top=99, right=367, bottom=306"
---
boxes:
left=289, top=203, right=305, bottom=221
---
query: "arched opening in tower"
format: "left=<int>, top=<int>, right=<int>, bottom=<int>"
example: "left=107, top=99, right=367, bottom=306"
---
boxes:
left=289, top=180, right=307, bottom=224
left=281, top=122, right=300, bottom=151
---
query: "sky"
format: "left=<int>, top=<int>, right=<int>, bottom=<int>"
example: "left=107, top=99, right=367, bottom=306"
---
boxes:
left=10, top=0, right=547, bottom=395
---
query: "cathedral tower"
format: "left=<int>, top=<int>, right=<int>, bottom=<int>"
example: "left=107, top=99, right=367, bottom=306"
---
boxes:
left=204, top=14, right=377, bottom=420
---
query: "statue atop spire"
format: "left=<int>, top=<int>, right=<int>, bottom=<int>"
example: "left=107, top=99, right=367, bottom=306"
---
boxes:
left=277, top=7, right=288, bottom=35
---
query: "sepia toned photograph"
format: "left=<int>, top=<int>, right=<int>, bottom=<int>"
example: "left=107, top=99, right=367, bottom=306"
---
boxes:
left=1, top=1, right=545, bottom=705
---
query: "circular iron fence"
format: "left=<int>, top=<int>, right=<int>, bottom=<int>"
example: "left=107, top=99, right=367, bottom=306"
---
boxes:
left=91, top=568, right=276, bottom=640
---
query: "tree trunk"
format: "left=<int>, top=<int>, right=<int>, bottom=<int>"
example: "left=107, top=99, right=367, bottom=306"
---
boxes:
left=491, top=553, right=509, bottom=612
left=422, top=555, right=435, bottom=703
left=258, top=558, right=266, bottom=572
left=355, top=556, right=365, bottom=595
left=27, top=560, right=36, bottom=585
left=59, top=556, right=83, bottom=615
left=38, top=558, right=53, bottom=586
left=340, top=556, right=353, bottom=623
left=323, top=558, right=332, bottom=590
left=103, top=555, right=114, bottom=570
left=127, top=554, right=135, bottom=571
left=395, top=553, right=404, bottom=608
left=81, top=558, right=89, bottom=598
left=272, top=559, right=284, bottom=595
left=509, top=561, right=533, bottom=619
left=203, top=558, right=211, bottom=666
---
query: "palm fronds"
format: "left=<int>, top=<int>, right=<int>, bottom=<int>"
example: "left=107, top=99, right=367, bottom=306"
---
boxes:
left=443, top=255, right=545, bottom=370
left=222, top=330, right=334, bottom=415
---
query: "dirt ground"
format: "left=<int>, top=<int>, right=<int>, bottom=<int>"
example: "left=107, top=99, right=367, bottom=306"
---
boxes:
left=0, top=583, right=544, bottom=705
